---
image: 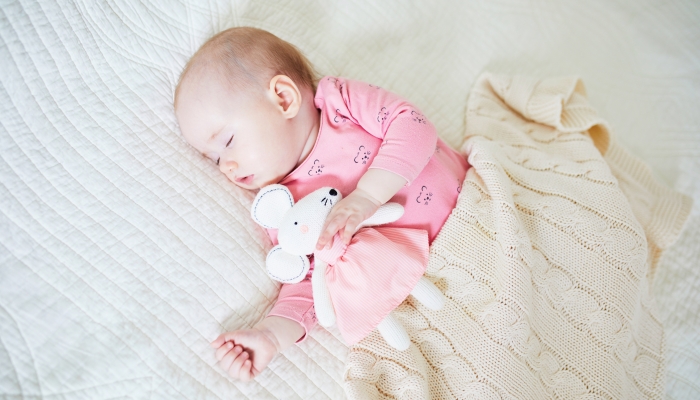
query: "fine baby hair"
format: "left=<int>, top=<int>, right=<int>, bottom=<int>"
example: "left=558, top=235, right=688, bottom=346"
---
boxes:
left=175, top=26, right=317, bottom=108
left=251, top=184, right=446, bottom=350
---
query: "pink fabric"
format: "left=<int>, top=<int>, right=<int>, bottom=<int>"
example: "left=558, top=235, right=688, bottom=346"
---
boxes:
left=317, top=229, right=429, bottom=345
left=267, top=76, right=469, bottom=341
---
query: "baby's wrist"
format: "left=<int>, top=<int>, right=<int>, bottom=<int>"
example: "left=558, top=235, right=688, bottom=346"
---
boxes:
left=255, top=316, right=305, bottom=352
left=356, top=168, right=407, bottom=205
left=352, top=187, right=382, bottom=207
left=259, top=326, right=282, bottom=353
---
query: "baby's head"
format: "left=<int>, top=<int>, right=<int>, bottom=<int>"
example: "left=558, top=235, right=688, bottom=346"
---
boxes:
left=174, top=27, right=319, bottom=190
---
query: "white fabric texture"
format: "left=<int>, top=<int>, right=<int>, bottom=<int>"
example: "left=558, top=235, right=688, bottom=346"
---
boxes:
left=1, top=1, right=699, bottom=399
left=343, top=73, right=691, bottom=400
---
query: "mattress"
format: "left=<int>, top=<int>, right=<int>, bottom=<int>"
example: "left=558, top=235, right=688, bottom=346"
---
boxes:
left=0, top=0, right=698, bottom=399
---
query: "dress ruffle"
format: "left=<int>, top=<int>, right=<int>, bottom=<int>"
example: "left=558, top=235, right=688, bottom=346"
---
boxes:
left=316, top=227, right=429, bottom=345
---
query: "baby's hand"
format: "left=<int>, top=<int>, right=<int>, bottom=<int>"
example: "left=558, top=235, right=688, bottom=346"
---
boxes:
left=210, top=328, right=280, bottom=382
left=316, top=188, right=381, bottom=250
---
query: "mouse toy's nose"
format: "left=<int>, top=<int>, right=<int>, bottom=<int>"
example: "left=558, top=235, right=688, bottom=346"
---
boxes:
left=329, top=189, right=337, bottom=196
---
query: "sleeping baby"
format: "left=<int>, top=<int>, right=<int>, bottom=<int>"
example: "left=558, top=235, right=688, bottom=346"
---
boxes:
left=174, top=27, right=469, bottom=381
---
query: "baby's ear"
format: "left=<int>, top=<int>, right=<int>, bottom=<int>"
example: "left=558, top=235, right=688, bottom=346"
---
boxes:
left=266, top=245, right=310, bottom=284
left=251, top=184, right=294, bottom=229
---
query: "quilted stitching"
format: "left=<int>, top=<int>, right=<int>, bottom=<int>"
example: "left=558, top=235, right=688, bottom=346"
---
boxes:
left=1, top=0, right=698, bottom=398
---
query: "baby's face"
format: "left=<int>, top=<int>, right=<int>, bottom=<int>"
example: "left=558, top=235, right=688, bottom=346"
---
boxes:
left=175, top=73, right=304, bottom=190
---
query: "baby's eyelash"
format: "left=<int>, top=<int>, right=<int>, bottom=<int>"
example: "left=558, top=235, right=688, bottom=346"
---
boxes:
left=216, top=157, right=220, bottom=165
left=226, top=136, right=233, bottom=147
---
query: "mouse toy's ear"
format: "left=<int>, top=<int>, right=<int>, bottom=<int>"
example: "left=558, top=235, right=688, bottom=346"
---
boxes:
left=265, top=245, right=310, bottom=284
left=251, top=184, right=295, bottom=229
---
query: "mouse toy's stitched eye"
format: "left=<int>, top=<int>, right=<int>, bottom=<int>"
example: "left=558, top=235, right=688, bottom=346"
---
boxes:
left=294, top=222, right=298, bottom=225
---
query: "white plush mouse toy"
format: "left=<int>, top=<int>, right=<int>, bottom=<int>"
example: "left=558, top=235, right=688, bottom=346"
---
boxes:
left=251, top=184, right=445, bottom=350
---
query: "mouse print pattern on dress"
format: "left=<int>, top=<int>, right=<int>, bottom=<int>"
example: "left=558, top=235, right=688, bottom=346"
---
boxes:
left=416, top=186, right=433, bottom=205
left=308, top=159, right=325, bottom=176
left=328, top=77, right=344, bottom=91
left=411, top=110, right=427, bottom=124
left=354, top=145, right=372, bottom=164
left=377, top=107, right=389, bottom=123
left=334, top=109, right=348, bottom=124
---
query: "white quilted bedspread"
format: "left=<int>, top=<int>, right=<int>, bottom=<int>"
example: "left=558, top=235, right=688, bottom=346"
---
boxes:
left=1, top=1, right=698, bottom=399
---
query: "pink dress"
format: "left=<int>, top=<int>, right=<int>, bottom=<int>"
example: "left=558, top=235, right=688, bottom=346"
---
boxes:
left=266, top=76, right=469, bottom=342
left=316, top=228, right=429, bottom=345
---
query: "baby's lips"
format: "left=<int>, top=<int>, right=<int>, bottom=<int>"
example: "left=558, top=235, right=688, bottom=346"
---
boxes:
left=235, top=174, right=255, bottom=185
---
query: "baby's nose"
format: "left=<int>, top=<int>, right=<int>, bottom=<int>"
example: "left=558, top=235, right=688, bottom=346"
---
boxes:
left=220, top=160, right=238, bottom=174
left=299, top=225, right=309, bottom=234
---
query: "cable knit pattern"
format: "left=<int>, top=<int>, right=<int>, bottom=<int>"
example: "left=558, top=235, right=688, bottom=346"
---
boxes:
left=343, top=73, right=692, bottom=400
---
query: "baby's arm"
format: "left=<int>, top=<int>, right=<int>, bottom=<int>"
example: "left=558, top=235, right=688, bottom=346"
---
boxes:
left=214, top=230, right=314, bottom=381
left=316, top=77, right=437, bottom=249
left=211, top=316, right=305, bottom=381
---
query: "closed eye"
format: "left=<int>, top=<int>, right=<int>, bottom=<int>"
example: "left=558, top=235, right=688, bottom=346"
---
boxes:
left=226, top=136, right=233, bottom=147
left=216, top=157, right=220, bottom=165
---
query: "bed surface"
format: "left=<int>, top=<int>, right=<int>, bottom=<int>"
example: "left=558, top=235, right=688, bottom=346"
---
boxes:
left=1, top=0, right=698, bottom=398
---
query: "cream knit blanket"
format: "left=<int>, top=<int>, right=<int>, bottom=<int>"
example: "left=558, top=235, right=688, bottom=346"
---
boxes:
left=343, top=74, right=692, bottom=399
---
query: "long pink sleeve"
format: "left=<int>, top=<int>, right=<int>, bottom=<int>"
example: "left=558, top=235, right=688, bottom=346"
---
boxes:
left=264, top=229, right=317, bottom=342
left=267, top=273, right=316, bottom=339
left=333, top=78, right=438, bottom=185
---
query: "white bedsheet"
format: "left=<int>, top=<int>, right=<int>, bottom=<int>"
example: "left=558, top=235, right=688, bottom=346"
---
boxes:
left=1, top=1, right=698, bottom=399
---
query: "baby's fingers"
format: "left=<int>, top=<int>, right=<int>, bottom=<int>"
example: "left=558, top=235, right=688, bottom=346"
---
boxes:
left=219, top=345, right=243, bottom=369
left=226, top=351, right=251, bottom=380
left=317, top=217, right=344, bottom=250
left=215, top=341, right=235, bottom=361
left=238, top=359, right=254, bottom=382
left=341, top=215, right=363, bottom=243
left=211, top=331, right=240, bottom=348
left=210, top=333, right=227, bottom=348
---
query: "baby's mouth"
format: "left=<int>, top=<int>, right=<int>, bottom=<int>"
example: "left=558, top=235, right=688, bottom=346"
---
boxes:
left=236, top=175, right=255, bottom=185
